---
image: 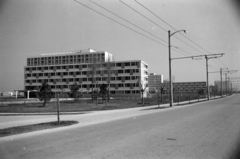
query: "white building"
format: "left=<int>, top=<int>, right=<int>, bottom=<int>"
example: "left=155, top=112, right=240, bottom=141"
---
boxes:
left=24, top=49, right=148, bottom=97
left=148, top=73, right=163, bottom=94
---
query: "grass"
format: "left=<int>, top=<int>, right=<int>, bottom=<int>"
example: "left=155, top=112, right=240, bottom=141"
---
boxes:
left=0, top=95, right=210, bottom=114
left=0, top=120, right=78, bottom=137
left=0, top=99, right=147, bottom=113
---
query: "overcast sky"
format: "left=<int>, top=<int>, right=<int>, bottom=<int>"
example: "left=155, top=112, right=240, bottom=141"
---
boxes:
left=0, top=0, right=240, bottom=92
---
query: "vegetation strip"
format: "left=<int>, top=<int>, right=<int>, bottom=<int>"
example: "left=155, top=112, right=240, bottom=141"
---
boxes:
left=0, top=120, right=78, bottom=137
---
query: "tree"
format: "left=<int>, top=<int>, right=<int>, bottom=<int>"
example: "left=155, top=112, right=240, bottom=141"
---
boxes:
left=36, top=82, right=53, bottom=107
left=99, top=83, right=108, bottom=103
left=155, top=82, right=166, bottom=108
left=138, top=80, right=148, bottom=105
left=198, top=89, right=204, bottom=95
left=102, top=54, right=114, bottom=102
left=88, top=57, right=99, bottom=102
left=69, top=82, right=81, bottom=102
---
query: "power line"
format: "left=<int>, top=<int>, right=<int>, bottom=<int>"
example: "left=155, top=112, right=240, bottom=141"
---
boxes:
left=74, top=0, right=197, bottom=58
left=74, top=0, right=167, bottom=47
left=133, top=0, right=230, bottom=69
left=134, top=0, right=213, bottom=55
left=89, top=0, right=207, bottom=61
left=128, top=0, right=206, bottom=55
left=119, top=0, right=168, bottom=32
left=88, top=0, right=168, bottom=44
left=74, top=0, right=222, bottom=69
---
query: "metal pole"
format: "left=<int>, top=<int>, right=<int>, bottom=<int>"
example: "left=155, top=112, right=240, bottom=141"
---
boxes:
left=220, top=68, right=223, bottom=97
left=205, top=56, right=210, bottom=100
left=225, top=73, right=227, bottom=96
left=168, top=30, right=173, bottom=107
left=57, top=93, right=60, bottom=124
left=228, top=77, right=230, bottom=95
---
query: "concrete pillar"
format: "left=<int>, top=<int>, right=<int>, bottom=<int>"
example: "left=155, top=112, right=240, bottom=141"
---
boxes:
left=27, top=91, right=30, bottom=99
left=15, top=91, right=18, bottom=99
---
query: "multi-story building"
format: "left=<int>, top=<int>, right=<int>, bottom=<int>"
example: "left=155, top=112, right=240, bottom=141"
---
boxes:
left=24, top=49, right=148, bottom=97
left=148, top=73, right=163, bottom=94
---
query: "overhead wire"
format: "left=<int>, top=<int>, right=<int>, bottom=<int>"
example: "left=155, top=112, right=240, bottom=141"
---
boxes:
left=73, top=0, right=167, bottom=47
left=134, top=0, right=213, bottom=55
left=74, top=0, right=200, bottom=59
left=88, top=0, right=200, bottom=59
left=88, top=0, right=168, bottom=44
left=132, top=0, right=229, bottom=69
left=74, top=0, right=217, bottom=68
left=120, top=0, right=205, bottom=55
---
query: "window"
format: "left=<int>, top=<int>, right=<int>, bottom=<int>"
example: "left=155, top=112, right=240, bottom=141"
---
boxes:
left=131, top=76, right=137, bottom=80
left=125, top=69, right=130, bottom=73
left=118, top=70, right=124, bottom=73
left=125, top=90, right=131, bottom=94
left=125, top=63, right=130, bottom=66
left=116, top=63, right=121, bottom=67
left=131, top=62, right=137, bottom=66
left=118, top=84, right=124, bottom=87
left=125, top=76, right=130, bottom=80
left=116, top=77, right=122, bottom=80
left=125, top=83, right=131, bottom=87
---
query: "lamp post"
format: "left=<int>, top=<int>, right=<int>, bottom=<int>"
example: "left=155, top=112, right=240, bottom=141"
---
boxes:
left=168, top=30, right=186, bottom=107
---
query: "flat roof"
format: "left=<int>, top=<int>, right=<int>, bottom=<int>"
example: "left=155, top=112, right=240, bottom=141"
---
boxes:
left=27, top=49, right=111, bottom=58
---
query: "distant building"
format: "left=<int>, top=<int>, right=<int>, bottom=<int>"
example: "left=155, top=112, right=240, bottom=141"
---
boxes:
left=214, top=80, right=232, bottom=93
left=148, top=73, right=163, bottom=94
left=24, top=49, right=148, bottom=97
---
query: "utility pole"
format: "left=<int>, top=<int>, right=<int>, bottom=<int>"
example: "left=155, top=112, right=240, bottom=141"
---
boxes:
left=171, top=53, right=224, bottom=101
left=205, top=55, right=210, bottom=100
left=203, top=54, right=224, bottom=100
left=168, top=30, right=186, bottom=107
left=225, top=73, right=227, bottom=96
left=220, top=68, right=222, bottom=97
left=168, top=31, right=173, bottom=107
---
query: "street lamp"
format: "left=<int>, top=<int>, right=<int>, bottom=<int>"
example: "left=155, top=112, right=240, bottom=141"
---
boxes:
left=168, top=30, right=186, bottom=107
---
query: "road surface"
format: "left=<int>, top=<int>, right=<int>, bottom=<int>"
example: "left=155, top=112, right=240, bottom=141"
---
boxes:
left=1, top=95, right=240, bottom=159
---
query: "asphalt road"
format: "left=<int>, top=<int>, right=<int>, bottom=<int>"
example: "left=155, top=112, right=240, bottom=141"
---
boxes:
left=1, top=95, right=240, bottom=159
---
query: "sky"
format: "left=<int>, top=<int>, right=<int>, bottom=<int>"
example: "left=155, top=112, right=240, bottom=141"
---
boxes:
left=0, top=0, right=240, bottom=92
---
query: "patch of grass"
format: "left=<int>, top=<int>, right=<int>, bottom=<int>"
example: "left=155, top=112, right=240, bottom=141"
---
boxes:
left=0, top=120, right=78, bottom=137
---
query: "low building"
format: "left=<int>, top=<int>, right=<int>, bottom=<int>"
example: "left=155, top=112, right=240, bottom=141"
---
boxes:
left=164, top=81, right=207, bottom=94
